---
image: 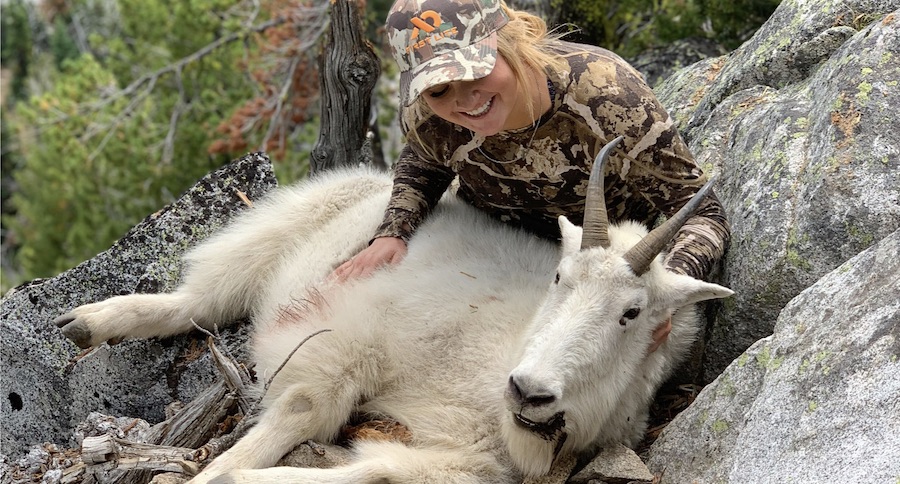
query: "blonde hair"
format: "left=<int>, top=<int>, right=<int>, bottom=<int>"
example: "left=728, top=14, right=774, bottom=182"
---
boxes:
left=402, top=2, right=568, bottom=157
left=494, top=3, right=567, bottom=119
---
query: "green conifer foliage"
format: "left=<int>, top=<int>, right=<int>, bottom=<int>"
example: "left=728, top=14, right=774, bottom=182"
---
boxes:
left=1, top=0, right=35, bottom=101
left=50, top=17, right=80, bottom=69
left=551, top=0, right=780, bottom=56
left=8, top=56, right=166, bottom=277
left=3, top=0, right=264, bottom=285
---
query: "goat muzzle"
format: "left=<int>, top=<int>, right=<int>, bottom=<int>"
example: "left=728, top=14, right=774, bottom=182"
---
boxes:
left=512, top=411, right=566, bottom=441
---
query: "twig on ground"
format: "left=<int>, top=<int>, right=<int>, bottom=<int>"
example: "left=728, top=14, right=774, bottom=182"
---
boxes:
left=264, top=328, right=332, bottom=394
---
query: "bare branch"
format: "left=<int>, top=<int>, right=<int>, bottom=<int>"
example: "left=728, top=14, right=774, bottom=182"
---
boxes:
left=38, top=15, right=289, bottom=128
left=207, top=336, right=254, bottom=415
left=189, top=318, right=216, bottom=339
left=162, top=67, right=189, bottom=165
left=259, top=55, right=301, bottom=152
left=84, top=76, right=157, bottom=163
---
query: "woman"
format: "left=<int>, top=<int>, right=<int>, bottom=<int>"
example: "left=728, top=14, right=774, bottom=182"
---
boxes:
left=333, top=0, right=730, bottom=348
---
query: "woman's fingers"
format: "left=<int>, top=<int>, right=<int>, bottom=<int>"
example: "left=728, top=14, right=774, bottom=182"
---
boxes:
left=329, top=237, right=408, bottom=283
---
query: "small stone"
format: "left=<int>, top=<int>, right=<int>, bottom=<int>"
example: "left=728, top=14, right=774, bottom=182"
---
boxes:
left=570, top=444, right=654, bottom=483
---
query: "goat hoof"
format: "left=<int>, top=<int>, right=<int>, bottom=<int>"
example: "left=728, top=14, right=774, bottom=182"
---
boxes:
left=54, top=313, right=76, bottom=328
left=206, top=475, right=236, bottom=484
left=59, top=321, right=94, bottom=349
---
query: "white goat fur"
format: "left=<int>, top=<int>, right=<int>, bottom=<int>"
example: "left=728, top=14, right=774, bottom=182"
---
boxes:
left=60, top=167, right=733, bottom=483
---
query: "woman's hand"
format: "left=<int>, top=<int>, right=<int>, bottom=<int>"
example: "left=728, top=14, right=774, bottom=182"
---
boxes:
left=331, top=236, right=408, bottom=283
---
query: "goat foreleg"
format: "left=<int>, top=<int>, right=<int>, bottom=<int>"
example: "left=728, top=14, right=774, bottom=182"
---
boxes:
left=202, top=440, right=513, bottom=484
left=189, top=332, right=384, bottom=484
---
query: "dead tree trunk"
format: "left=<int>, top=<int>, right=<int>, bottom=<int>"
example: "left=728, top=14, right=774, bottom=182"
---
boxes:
left=311, top=0, right=381, bottom=173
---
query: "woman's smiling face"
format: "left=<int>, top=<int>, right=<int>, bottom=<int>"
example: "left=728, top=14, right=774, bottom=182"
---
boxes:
left=420, top=55, right=533, bottom=136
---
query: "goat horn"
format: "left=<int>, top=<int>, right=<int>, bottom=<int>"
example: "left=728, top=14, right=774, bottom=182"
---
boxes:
left=581, top=136, right=624, bottom=250
left=623, top=175, right=718, bottom=276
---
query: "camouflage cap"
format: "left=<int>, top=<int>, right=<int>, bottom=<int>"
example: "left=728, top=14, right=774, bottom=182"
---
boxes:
left=386, top=0, right=509, bottom=106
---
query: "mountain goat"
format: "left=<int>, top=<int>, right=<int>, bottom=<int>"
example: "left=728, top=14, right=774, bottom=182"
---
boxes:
left=56, top=138, right=733, bottom=483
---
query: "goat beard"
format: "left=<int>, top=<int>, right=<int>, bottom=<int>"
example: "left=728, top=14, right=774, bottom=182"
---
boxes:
left=513, top=412, right=569, bottom=462
left=514, top=411, right=569, bottom=464
left=503, top=411, right=569, bottom=477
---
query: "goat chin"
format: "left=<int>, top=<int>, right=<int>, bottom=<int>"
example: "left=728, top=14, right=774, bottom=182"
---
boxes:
left=500, top=414, right=558, bottom=477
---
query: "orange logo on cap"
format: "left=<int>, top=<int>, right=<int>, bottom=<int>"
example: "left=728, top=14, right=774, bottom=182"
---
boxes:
left=410, top=10, right=441, bottom=38
left=406, top=10, right=459, bottom=54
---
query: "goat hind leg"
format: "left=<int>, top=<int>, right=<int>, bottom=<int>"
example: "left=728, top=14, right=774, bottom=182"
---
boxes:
left=55, top=291, right=214, bottom=349
left=56, top=208, right=289, bottom=348
left=55, top=255, right=268, bottom=349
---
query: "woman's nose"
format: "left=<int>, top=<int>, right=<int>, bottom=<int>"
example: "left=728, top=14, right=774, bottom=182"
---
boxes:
left=456, top=84, right=480, bottom=107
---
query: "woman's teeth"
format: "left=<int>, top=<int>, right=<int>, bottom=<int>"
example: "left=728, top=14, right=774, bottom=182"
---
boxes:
left=466, top=98, right=492, bottom=117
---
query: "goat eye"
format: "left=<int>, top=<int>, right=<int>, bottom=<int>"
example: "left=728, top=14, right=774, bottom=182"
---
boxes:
left=554, top=273, right=560, bottom=284
left=619, top=308, right=640, bottom=327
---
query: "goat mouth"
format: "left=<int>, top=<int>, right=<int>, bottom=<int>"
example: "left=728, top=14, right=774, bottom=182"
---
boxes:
left=512, top=411, right=565, bottom=440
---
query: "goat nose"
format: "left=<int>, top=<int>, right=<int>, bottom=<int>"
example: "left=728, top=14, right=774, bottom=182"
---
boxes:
left=507, top=375, right=556, bottom=407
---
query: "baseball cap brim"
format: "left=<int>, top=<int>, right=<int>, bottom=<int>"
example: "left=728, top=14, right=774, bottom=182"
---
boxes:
left=399, top=31, right=499, bottom=107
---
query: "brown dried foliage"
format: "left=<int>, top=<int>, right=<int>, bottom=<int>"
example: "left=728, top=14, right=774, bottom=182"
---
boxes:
left=340, top=417, right=414, bottom=445
left=39, top=0, right=70, bottom=22
left=209, top=0, right=322, bottom=160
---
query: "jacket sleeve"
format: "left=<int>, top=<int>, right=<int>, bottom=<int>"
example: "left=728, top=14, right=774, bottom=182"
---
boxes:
left=661, top=186, right=731, bottom=281
left=371, top=142, right=456, bottom=242
left=624, top=108, right=731, bottom=281
left=583, top=52, right=730, bottom=281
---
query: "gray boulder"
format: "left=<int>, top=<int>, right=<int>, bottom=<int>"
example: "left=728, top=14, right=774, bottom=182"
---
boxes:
left=677, top=0, right=900, bottom=140
left=656, top=3, right=900, bottom=380
left=647, top=228, right=900, bottom=483
left=0, top=153, right=277, bottom=458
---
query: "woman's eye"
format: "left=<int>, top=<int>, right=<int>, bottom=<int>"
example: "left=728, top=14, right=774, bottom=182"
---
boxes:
left=428, top=85, right=449, bottom=98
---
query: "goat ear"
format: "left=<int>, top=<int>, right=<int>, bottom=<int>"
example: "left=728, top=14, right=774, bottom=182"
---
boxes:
left=664, top=273, right=734, bottom=307
left=558, top=216, right=582, bottom=256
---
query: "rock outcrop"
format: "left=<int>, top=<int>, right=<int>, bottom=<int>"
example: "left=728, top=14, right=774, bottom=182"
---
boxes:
left=0, top=153, right=277, bottom=458
left=655, top=2, right=900, bottom=380
left=643, top=3, right=900, bottom=481
left=647, top=229, right=900, bottom=483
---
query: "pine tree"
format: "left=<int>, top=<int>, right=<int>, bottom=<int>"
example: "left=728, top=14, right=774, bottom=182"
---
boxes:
left=3, top=0, right=328, bottom=286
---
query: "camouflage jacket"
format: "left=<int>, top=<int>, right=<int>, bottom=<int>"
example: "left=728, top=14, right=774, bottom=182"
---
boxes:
left=374, top=41, right=730, bottom=281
